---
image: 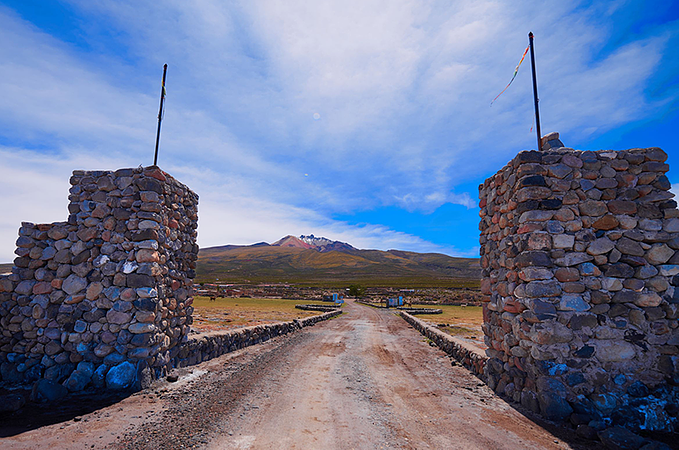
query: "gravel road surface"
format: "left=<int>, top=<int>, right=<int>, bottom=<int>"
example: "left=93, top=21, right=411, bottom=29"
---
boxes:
left=2, top=300, right=594, bottom=449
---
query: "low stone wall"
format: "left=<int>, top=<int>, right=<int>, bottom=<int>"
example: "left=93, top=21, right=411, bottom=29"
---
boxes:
left=173, top=310, right=342, bottom=367
left=400, top=311, right=487, bottom=378
left=397, top=307, right=443, bottom=314
left=294, top=304, right=340, bottom=312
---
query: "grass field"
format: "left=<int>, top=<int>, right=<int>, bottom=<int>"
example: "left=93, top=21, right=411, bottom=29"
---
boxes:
left=192, top=296, right=336, bottom=332
left=407, top=304, right=486, bottom=348
left=195, top=275, right=479, bottom=289
left=410, top=304, right=483, bottom=326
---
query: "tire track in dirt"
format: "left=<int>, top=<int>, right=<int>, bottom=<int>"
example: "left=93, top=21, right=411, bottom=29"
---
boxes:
left=206, top=301, right=588, bottom=449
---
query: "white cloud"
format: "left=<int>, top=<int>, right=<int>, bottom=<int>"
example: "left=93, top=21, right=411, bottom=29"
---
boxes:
left=0, top=147, right=473, bottom=262
left=396, top=190, right=476, bottom=212
left=0, top=147, right=129, bottom=262
left=0, top=1, right=675, bottom=260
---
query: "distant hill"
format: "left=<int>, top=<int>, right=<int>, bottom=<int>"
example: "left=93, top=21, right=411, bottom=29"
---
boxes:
left=196, top=235, right=480, bottom=288
left=0, top=263, right=12, bottom=275
left=272, top=234, right=356, bottom=253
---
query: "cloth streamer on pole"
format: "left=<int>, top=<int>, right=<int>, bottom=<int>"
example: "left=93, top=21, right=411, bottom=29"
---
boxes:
left=490, top=45, right=530, bottom=106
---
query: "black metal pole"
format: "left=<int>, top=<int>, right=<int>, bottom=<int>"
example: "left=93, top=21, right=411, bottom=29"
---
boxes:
left=153, top=64, right=168, bottom=166
left=528, top=32, right=542, bottom=151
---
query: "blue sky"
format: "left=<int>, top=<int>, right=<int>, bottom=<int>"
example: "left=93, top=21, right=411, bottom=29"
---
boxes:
left=0, top=0, right=678, bottom=262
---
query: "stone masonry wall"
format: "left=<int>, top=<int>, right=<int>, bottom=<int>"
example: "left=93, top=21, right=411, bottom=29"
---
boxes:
left=400, top=311, right=487, bottom=378
left=0, top=166, right=199, bottom=392
left=174, top=310, right=341, bottom=368
left=479, top=144, right=679, bottom=433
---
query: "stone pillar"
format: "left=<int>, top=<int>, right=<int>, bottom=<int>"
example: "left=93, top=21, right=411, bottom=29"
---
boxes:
left=0, top=166, right=198, bottom=392
left=479, top=142, right=678, bottom=432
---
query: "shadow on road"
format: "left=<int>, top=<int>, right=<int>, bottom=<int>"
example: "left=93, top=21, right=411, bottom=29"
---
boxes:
left=501, top=393, right=679, bottom=449
left=0, top=386, right=132, bottom=438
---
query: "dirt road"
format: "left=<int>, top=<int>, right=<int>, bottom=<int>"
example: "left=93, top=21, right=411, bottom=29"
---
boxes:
left=2, top=300, right=591, bottom=449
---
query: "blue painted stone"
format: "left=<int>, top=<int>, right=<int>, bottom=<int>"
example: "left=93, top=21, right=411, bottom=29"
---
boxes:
left=671, top=288, right=679, bottom=304
left=105, top=361, right=136, bottom=390
left=566, top=372, right=586, bottom=386
left=64, top=369, right=92, bottom=392
left=537, top=377, right=568, bottom=395
left=559, top=295, right=590, bottom=312
left=103, top=352, right=126, bottom=366
left=572, top=398, right=601, bottom=418
left=117, top=329, right=133, bottom=345
left=612, top=319, right=628, bottom=328
left=91, top=364, right=109, bottom=388
left=580, top=179, right=595, bottom=191
left=32, top=379, right=68, bottom=402
left=538, top=391, right=573, bottom=421
left=104, top=286, right=121, bottom=300
left=547, top=363, right=569, bottom=376
left=590, top=393, right=618, bottom=415
left=627, top=381, right=649, bottom=398
left=659, top=265, right=679, bottom=276
left=597, top=427, right=648, bottom=449
left=76, top=342, right=90, bottom=353
left=77, top=361, right=95, bottom=377
left=127, top=347, right=151, bottom=359
left=546, top=220, right=564, bottom=234
left=74, top=320, right=87, bottom=334
left=43, top=363, right=75, bottom=383
left=578, top=262, right=600, bottom=276
left=613, top=374, right=626, bottom=385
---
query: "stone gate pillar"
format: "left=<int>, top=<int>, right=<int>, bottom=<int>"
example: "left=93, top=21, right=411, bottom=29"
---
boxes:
left=479, top=137, right=678, bottom=432
left=0, top=166, right=198, bottom=392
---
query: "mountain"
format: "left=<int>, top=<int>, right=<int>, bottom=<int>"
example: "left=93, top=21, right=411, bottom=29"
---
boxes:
left=196, top=235, right=480, bottom=288
left=272, top=235, right=356, bottom=253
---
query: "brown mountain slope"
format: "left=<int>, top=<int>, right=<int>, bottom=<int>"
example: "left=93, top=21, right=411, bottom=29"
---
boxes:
left=196, top=244, right=480, bottom=288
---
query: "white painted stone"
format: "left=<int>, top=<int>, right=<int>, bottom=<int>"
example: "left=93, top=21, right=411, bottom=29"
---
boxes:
left=122, top=261, right=138, bottom=274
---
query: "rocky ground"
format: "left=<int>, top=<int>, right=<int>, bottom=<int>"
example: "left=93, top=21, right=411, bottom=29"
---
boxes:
left=2, top=301, right=600, bottom=449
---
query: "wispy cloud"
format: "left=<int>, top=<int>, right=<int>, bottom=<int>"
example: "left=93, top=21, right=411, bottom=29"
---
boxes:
left=0, top=1, right=676, bottom=260
left=0, top=147, right=473, bottom=261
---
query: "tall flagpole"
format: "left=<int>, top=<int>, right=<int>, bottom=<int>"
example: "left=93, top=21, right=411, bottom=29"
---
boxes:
left=528, top=32, right=542, bottom=151
left=153, top=64, right=168, bottom=166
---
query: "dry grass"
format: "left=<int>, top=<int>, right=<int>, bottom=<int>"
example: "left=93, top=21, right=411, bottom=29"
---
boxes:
left=411, top=304, right=483, bottom=326
left=410, top=304, right=486, bottom=349
left=192, top=296, right=334, bottom=332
